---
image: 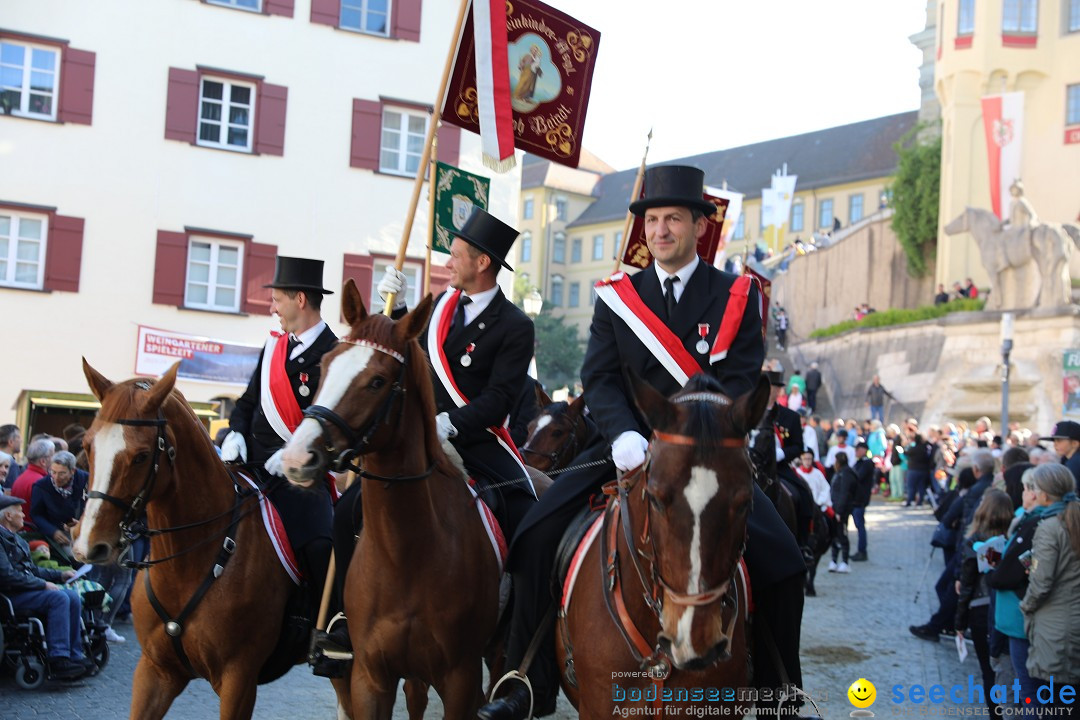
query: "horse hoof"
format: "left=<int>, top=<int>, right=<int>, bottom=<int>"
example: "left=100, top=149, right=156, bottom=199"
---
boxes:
left=805, top=588, right=816, bottom=597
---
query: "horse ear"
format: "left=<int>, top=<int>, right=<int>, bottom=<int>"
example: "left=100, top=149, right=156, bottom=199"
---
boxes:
left=137, top=362, right=179, bottom=414
left=82, top=358, right=113, bottom=401
left=730, top=374, right=772, bottom=437
left=625, top=365, right=677, bottom=432
left=534, top=381, right=553, bottom=409
left=342, top=278, right=368, bottom=327
left=568, top=392, right=587, bottom=416
left=394, top=293, right=434, bottom=343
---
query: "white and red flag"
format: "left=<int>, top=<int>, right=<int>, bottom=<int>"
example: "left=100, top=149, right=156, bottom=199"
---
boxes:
left=470, top=0, right=515, bottom=170
left=980, top=92, right=1024, bottom=220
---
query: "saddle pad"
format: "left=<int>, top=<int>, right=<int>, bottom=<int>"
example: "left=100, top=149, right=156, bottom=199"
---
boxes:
left=466, top=479, right=508, bottom=575
left=559, top=510, right=606, bottom=612
left=238, top=472, right=303, bottom=585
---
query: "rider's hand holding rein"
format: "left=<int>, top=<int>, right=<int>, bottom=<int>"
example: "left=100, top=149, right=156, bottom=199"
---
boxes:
left=612, top=430, right=648, bottom=473
left=221, top=431, right=247, bottom=463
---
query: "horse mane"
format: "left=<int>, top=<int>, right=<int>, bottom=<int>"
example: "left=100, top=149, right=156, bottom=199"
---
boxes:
left=677, top=374, right=738, bottom=462
left=351, top=313, right=457, bottom=480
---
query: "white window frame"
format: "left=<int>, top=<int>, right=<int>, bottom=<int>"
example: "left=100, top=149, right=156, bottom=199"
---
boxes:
left=552, top=232, right=566, bottom=263
left=957, top=0, right=976, bottom=35
left=340, top=0, right=392, bottom=37
left=379, top=105, right=428, bottom=176
left=206, top=0, right=262, bottom=12
left=0, top=211, right=48, bottom=290
left=520, top=231, right=532, bottom=263
left=790, top=202, right=804, bottom=232
left=555, top=197, right=567, bottom=221
left=849, top=194, right=864, bottom=224
left=819, top=199, right=834, bottom=229
left=592, top=235, right=604, bottom=261
left=1068, top=84, right=1080, bottom=126
left=197, top=76, right=256, bottom=153
left=185, top=237, right=244, bottom=313
left=371, top=260, right=421, bottom=309
left=0, top=40, right=60, bottom=121
left=523, top=197, right=534, bottom=220
left=550, top=274, right=564, bottom=307
left=1002, top=0, right=1038, bottom=33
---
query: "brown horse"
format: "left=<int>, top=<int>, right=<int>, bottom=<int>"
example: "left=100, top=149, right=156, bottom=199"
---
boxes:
left=555, top=371, right=769, bottom=719
left=520, top=391, right=594, bottom=475
left=73, top=360, right=351, bottom=720
left=280, top=279, right=503, bottom=720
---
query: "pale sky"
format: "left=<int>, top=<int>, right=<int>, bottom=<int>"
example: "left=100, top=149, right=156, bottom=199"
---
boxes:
left=569, top=0, right=929, bottom=170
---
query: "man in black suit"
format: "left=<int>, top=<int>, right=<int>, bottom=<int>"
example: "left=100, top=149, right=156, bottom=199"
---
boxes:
left=769, top=371, right=817, bottom=550
left=224, top=256, right=338, bottom=648
left=479, top=166, right=808, bottom=720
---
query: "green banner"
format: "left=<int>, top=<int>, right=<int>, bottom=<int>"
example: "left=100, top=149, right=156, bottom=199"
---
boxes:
left=432, top=161, right=490, bottom=254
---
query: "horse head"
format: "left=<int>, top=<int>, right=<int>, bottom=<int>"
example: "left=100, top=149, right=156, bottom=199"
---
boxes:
left=281, top=278, right=434, bottom=486
left=74, top=359, right=183, bottom=565
left=629, top=369, right=770, bottom=671
left=521, top=393, right=588, bottom=472
left=943, top=208, right=971, bottom=236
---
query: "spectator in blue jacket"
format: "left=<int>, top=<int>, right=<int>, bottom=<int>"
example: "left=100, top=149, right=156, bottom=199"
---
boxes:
left=29, top=451, right=87, bottom=559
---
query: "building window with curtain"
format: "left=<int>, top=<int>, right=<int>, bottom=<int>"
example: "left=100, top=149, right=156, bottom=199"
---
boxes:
left=957, top=0, right=975, bottom=35
left=1002, top=0, right=1037, bottom=33
left=550, top=275, right=563, bottom=306
left=553, top=232, right=566, bottom=263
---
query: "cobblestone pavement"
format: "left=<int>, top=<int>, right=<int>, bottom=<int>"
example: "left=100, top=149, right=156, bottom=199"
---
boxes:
left=3, top=500, right=985, bottom=719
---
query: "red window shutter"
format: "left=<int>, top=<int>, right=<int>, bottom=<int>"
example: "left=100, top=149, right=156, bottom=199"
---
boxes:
left=310, top=0, right=339, bottom=26
left=57, top=49, right=95, bottom=125
left=393, top=0, right=422, bottom=41
left=264, top=0, right=294, bottom=17
left=164, top=68, right=199, bottom=143
left=255, top=83, right=288, bottom=156
left=153, top=231, right=189, bottom=306
left=343, top=254, right=376, bottom=313
left=243, top=242, right=278, bottom=314
left=350, top=99, right=382, bottom=170
left=428, top=262, right=452, bottom=297
left=436, top=123, right=461, bottom=167
left=44, top=214, right=84, bottom=293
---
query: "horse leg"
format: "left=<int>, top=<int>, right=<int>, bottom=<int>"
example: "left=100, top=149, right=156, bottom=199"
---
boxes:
left=331, top=676, right=354, bottom=720
left=403, top=679, right=430, bottom=720
left=350, top=667, right=397, bottom=720
left=213, top=667, right=260, bottom=720
left=434, top=662, right=484, bottom=720
left=130, top=657, right=189, bottom=720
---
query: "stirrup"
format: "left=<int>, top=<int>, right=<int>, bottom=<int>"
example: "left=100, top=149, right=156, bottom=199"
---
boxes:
left=488, top=670, right=534, bottom=720
left=316, top=612, right=353, bottom=661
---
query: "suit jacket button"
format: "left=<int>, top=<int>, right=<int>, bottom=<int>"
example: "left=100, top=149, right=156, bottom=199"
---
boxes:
left=478, top=322, right=486, bottom=330
left=298, top=357, right=305, bottom=363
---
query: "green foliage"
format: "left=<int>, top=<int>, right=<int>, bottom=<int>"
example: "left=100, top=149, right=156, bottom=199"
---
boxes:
left=809, top=298, right=985, bottom=339
left=889, top=125, right=942, bottom=277
left=532, top=311, right=584, bottom=390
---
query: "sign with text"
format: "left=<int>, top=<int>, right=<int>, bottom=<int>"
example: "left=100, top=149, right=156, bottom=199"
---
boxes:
left=136, top=325, right=261, bottom=385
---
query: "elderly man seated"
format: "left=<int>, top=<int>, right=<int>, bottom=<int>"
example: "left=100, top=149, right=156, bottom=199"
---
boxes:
left=9, top=437, right=56, bottom=520
left=0, top=495, right=94, bottom=679
left=29, top=450, right=87, bottom=560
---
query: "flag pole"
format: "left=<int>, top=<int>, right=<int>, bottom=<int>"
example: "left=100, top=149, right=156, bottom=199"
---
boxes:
left=612, top=128, right=653, bottom=275
left=423, top=137, right=439, bottom=297
left=383, top=0, right=471, bottom=316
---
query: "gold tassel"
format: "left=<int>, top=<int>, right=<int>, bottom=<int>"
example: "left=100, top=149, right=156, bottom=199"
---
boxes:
left=482, top=153, right=517, bottom=173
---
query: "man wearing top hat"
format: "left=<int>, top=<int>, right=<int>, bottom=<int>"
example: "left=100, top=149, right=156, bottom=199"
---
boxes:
left=223, top=256, right=338, bottom=642
left=478, top=166, right=809, bottom=720
left=317, top=208, right=538, bottom=661
left=1048, top=420, right=1080, bottom=489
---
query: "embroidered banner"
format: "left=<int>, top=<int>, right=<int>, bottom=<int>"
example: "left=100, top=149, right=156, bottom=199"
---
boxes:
left=442, top=0, right=601, bottom=169
left=621, top=193, right=730, bottom=269
left=432, top=161, right=491, bottom=254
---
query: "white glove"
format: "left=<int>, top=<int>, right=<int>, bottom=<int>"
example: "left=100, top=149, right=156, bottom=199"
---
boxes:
left=775, top=444, right=786, bottom=462
left=221, top=431, right=247, bottom=463
left=436, top=412, right=458, bottom=443
left=612, top=431, right=648, bottom=473
left=377, top=267, right=408, bottom=309
left=264, top=448, right=285, bottom=477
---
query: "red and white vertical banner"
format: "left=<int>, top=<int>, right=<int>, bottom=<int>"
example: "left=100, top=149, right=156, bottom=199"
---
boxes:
left=471, top=0, right=515, bottom=171
left=981, top=92, right=1024, bottom=220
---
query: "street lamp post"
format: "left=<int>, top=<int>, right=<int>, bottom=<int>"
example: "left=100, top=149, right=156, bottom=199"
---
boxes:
left=1001, top=313, right=1014, bottom=438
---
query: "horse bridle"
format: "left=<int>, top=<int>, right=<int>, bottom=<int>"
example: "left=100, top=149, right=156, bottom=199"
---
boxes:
left=521, top=404, right=588, bottom=470
left=303, top=338, right=430, bottom=480
left=601, top=391, right=749, bottom=676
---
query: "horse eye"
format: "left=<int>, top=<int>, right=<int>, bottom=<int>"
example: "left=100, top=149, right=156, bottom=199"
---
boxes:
left=647, top=493, right=665, bottom=512
left=552, top=429, right=564, bottom=438
left=133, top=452, right=150, bottom=465
left=369, top=377, right=386, bottom=390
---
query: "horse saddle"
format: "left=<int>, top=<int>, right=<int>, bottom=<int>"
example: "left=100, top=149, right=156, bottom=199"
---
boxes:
left=551, top=503, right=605, bottom=605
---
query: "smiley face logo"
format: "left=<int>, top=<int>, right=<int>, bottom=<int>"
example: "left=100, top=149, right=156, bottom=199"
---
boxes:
left=848, top=678, right=876, bottom=710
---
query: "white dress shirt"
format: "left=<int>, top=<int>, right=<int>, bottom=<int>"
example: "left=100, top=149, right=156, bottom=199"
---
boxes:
left=653, top=255, right=700, bottom=303
left=455, top=285, right=499, bottom=326
left=289, top=320, right=327, bottom=360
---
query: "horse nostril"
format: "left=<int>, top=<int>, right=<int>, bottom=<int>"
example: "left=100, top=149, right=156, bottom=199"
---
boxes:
left=87, top=543, right=112, bottom=564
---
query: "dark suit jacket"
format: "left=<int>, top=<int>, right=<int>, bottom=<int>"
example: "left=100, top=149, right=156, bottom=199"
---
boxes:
left=581, top=261, right=765, bottom=445
left=775, top=405, right=804, bottom=467
left=29, top=470, right=88, bottom=539
left=229, top=324, right=338, bottom=465
left=421, top=289, right=535, bottom=447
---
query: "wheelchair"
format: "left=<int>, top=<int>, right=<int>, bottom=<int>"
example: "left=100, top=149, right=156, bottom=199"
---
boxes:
left=1, top=587, right=110, bottom=689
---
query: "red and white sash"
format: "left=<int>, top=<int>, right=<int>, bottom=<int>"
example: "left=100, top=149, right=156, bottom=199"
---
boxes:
left=709, top=275, right=752, bottom=363
left=260, top=332, right=304, bottom=443
left=427, top=290, right=535, bottom=497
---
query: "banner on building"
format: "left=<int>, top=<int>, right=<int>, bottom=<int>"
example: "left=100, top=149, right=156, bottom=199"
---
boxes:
left=135, top=325, right=261, bottom=385
left=981, top=92, right=1024, bottom=220
left=1064, top=349, right=1080, bottom=419
left=621, top=193, right=730, bottom=269
left=708, top=186, right=744, bottom=254
left=432, top=161, right=491, bottom=254
left=442, top=0, right=601, bottom=169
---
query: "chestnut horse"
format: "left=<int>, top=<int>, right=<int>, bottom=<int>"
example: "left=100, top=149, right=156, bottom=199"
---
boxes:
left=280, top=279, right=503, bottom=720
left=520, top=391, right=595, bottom=475
left=556, top=372, right=770, bottom=719
left=73, top=360, right=350, bottom=720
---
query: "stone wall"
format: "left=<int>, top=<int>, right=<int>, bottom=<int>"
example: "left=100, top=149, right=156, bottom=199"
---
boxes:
left=789, top=309, right=1080, bottom=432
left=771, top=210, right=938, bottom=341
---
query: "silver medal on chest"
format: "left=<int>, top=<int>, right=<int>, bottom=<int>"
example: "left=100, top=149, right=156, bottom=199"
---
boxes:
left=696, top=339, right=710, bottom=354
left=460, top=354, right=472, bottom=367
left=298, top=385, right=310, bottom=397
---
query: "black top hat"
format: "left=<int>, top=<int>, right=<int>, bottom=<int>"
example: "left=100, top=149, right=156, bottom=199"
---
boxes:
left=0, top=494, right=25, bottom=511
left=450, top=207, right=518, bottom=271
left=629, top=165, right=717, bottom=217
left=1047, top=420, right=1080, bottom=441
left=263, top=256, right=334, bottom=295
